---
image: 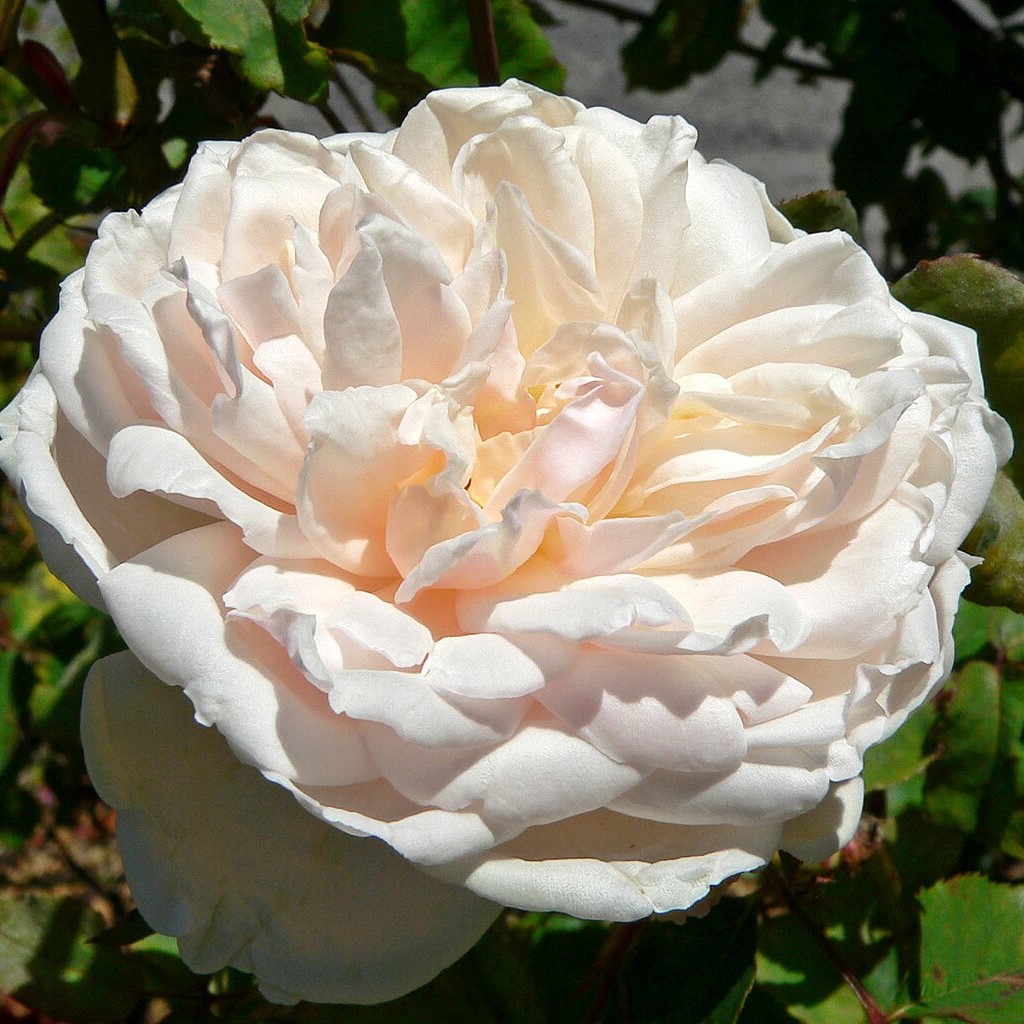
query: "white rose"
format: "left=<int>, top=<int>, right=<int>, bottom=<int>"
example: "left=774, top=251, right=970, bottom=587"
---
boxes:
left=0, top=80, right=1011, bottom=1004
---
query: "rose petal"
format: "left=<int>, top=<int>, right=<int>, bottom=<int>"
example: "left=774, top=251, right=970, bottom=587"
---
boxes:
left=82, top=651, right=500, bottom=1004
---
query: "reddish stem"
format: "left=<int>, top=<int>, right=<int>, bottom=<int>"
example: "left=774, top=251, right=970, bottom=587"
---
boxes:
left=467, top=0, right=501, bottom=86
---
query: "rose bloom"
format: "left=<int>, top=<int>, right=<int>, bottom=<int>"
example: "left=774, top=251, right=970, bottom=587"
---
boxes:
left=0, top=81, right=1011, bottom=1003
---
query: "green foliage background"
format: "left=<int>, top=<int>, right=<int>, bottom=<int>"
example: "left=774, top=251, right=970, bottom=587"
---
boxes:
left=1, top=2, right=1024, bottom=1022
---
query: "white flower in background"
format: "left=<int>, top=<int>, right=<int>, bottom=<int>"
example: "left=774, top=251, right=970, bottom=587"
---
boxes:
left=0, top=80, right=1011, bottom=1004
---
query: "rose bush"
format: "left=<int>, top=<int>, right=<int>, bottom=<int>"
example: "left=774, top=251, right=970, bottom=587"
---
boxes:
left=0, top=79, right=1012, bottom=1003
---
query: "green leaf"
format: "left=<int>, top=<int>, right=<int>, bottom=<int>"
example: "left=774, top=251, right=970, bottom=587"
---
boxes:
left=923, top=662, right=1000, bottom=833
left=622, top=0, right=744, bottom=92
left=326, top=0, right=563, bottom=121
left=160, top=0, right=332, bottom=102
left=0, top=894, right=145, bottom=1023
left=891, top=256, right=1024, bottom=480
left=88, top=909, right=155, bottom=949
left=618, top=899, right=757, bottom=1023
left=976, top=669, right=1024, bottom=859
left=953, top=598, right=995, bottom=662
left=914, top=876, right=1024, bottom=1023
left=862, top=698, right=937, bottom=792
left=27, top=133, right=126, bottom=215
left=778, top=191, right=858, bottom=236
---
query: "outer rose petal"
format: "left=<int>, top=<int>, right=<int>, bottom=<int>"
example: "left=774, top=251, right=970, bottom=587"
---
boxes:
left=426, top=808, right=781, bottom=920
left=82, top=652, right=500, bottom=1004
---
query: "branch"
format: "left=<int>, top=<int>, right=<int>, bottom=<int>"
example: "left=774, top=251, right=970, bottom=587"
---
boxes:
left=931, top=0, right=1024, bottom=104
left=467, top=0, right=501, bottom=86
left=766, top=864, right=890, bottom=1024
left=732, top=40, right=846, bottom=81
left=554, top=0, right=646, bottom=20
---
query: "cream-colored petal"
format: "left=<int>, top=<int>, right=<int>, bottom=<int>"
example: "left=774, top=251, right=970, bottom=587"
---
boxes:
left=82, top=652, right=500, bottom=1004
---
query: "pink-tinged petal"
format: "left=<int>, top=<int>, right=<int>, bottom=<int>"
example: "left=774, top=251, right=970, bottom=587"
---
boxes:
left=458, top=572, right=691, bottom=641
left=551, top=512, right=702, bottom=577
left=486, top=353, right=644, bottom=517
left=609, top=757, right=832, bottom=827
left=106, top=425, right=310, bottom=558
left=454, top=118, right=595, bottom=261
left=364, top=717, right=646, bottom=826
left=679, top=299, right=903, bottom=378
left=82, top=210, right=170, bottom=304
left=567, top=123, right=644, bottom=308
left=298, top=385, right=426, bottom=575
left=218, top=130, right=347, bottom=281
left=386, top=482, right=485, bottom=584
left=216, top=264, right=301, bottom=347
left=739, top=498, right=933, bottom=659
left=780, top=777, right=865, bottom=862
left=424, top=632, right=571, bottom=699
left=348, top=141, right=474, bottom=272
left=395, top=490, right=581, bottom=602
left=574, top=106, right=696, bottom=296
left=651, top=570, right=807, bottom=653
left=0, top=374, right=209, bottom=606
left=392, top=80, right=581, bottom=195
left=673, top=231, right=890, bottom=361
left=491, top=182, right=604, bottom=355
left=166, top=141, right=232, bottom=266
left=98, top=522, right=373, bottom=787
left=326, top=669, right=530, bottom=747
left=453, top=255, right=534, bottom=439
left=671, top=154, right=775, bottom=293
left=924, top=401, right=1012, bottom=565
left=741, top=694, right=849, bottom=752
left=289, top=223, right=333, bottom=360
left=429, top=808, right=780, bottom=920
left=288, top=776, right=504, bottom=864
left=250, top=333, right=322, bottom=443
left=538, top=648, right=748, bottom=772
left=616, top=277, right=678, bottom=380
left=82, top=652, right=500, bottom=1004
left=40, top=270, right=156, bottom=452
left=321, top=234, right=403, bottom=390
left=697, top=653, right=813, bottom=724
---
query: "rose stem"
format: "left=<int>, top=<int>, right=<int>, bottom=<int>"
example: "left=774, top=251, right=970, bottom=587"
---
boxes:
left=580, top=919, right=648, bottom=1024
left=765, top=863, right=890, bottom=1024
left=466, top=0, right=501, bottom=86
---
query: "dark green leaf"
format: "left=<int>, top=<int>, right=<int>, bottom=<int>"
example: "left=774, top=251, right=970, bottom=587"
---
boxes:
left=622, top=0, right=744, bottom=92
left=89, top=909, right=155, bottom=949
left=329, top=0, right=563, bottom=121
left=923, top=662, right=1000, bottom=833
left=778, top=190, right=858, bottom=236
left=160, top=0, right=332, bottom=102
left=402, top=0, right=564, bottom=97
left=0, top=893, right=145, bottom=1023
left=977, top=669, right=1024, bottom=859
left=27, top=134, right=126, bottom=214
left=862, top=699, right=937, bottom=792
left=954, top=598, right=995, bottom=662
left=914, top=876, right=1024, bottom=1023
left=618, top=899, right=757, bottom=1024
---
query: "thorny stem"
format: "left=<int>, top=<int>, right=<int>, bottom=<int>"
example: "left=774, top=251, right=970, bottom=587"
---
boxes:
left=766, top=864, right=889, bottom=1024
left=467, top=0, right=501, bottom=86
